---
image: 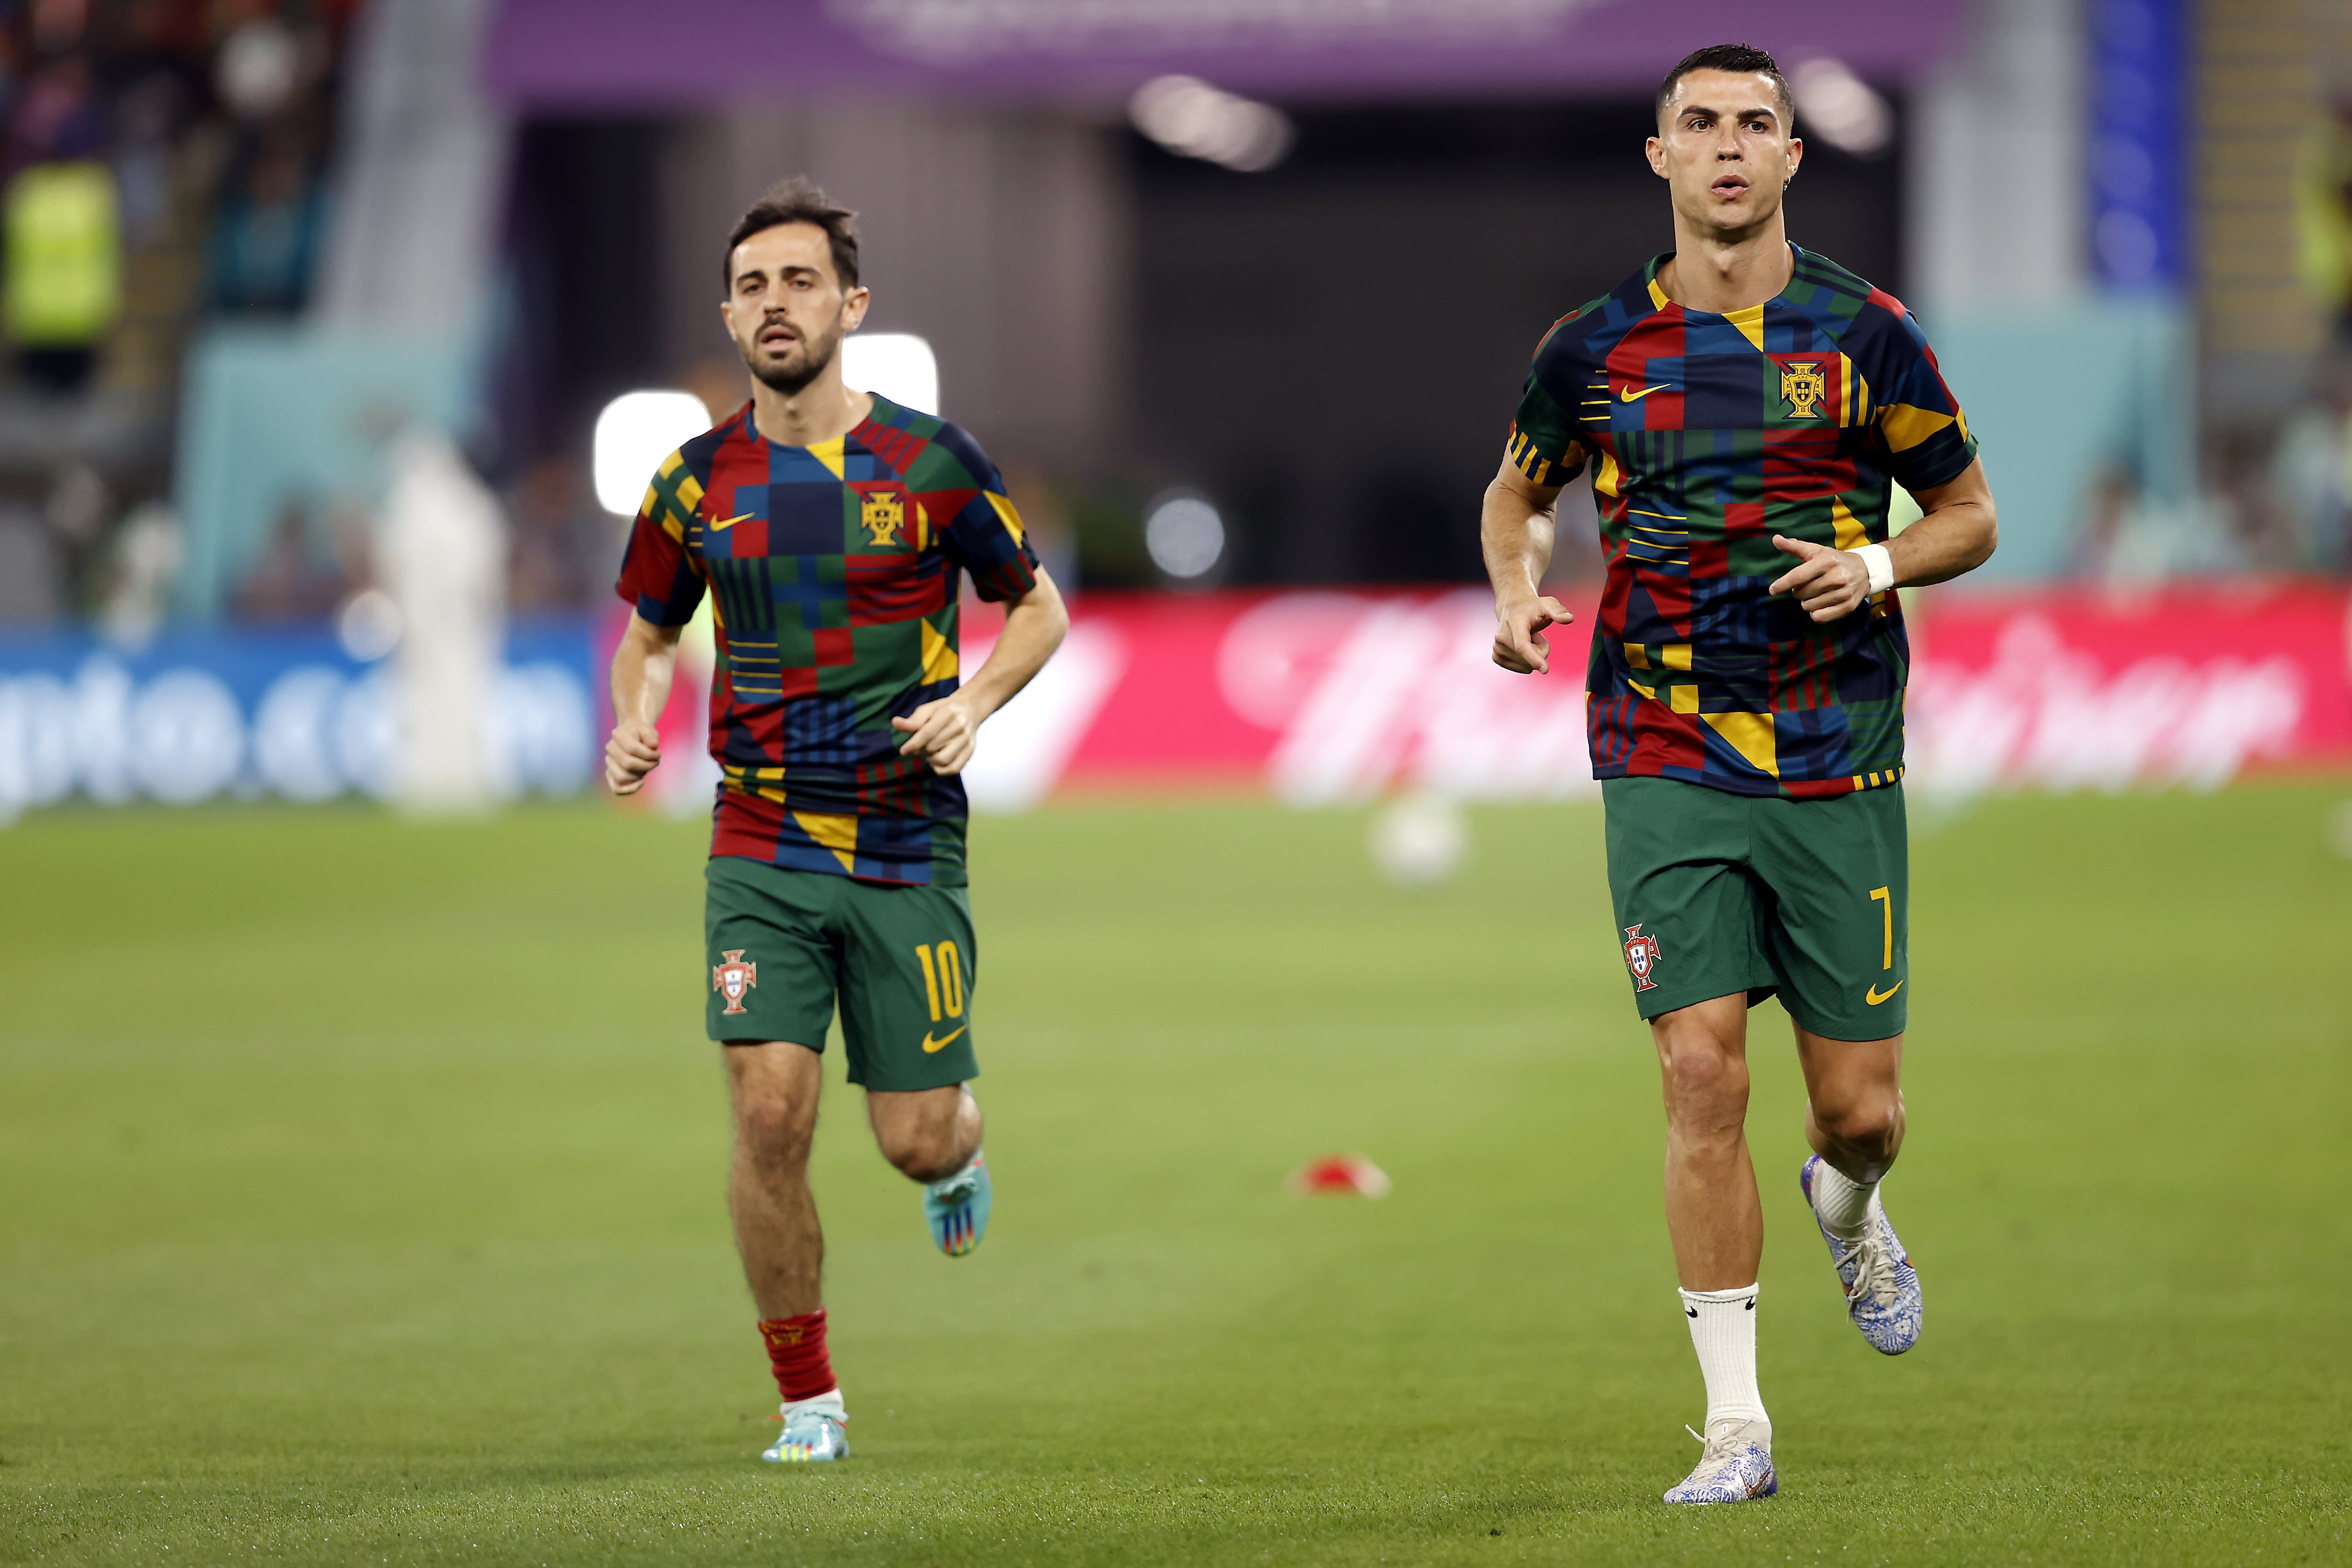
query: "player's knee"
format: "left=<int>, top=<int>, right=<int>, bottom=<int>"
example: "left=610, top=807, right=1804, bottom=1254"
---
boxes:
left=1662, top=1047, right=1747, bottom=1117
left=878, top=1121, right=961, bottom=1182
left=734, top=1093, right=814, bottom=1166
left=1815, top=1096, right=1900, bottom=1156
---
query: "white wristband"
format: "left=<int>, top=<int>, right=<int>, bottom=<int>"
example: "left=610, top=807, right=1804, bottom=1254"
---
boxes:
left=1855, top=543, right=1895, bottom=596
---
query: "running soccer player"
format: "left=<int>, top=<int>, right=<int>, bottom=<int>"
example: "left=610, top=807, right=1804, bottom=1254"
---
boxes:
left=1480, top=46, right=1996, bottom=1504
left=604, top=177, right=1067, bottom=1465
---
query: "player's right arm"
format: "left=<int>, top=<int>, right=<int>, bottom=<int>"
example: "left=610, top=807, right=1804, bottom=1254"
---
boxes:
left=1483, top=456, right=1576, bottom=675
left=606, top=613, right=681, bottom=795
left=605, top=449, right=708, bottom=794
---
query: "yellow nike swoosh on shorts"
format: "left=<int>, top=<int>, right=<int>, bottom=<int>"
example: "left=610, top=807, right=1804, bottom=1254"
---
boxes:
left=1866, top=980, right=1904, bottom=1005
left=1619, top=384, right=1673, bottom=402
left=921, top=1024, right=969, bottom=1054
left=709, top=512, right=753, bottom=530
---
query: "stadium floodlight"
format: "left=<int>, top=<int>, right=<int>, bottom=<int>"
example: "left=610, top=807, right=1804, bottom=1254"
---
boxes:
left=1791, top=57, right=1894, bottom=158
left=1143, top=490, right=1226, bottom=581
left=592, top=390, right=714, bottom=516
left=843, top=333, right=939, bottom=416
left=1130, top=76, right=1294, bottom=173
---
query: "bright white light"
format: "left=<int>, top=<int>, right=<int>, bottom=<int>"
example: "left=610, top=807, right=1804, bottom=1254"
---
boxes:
left=336, top=588, right=402, bottom=662
left=1370, top=791, right=1468, bottom=890
left=844, top=333, right=939, bottom=416
left=1144, top=491, right=1226, bottom=580
left=1792, top=56, right=1893, bottom=158
left=593, top=390, right=713, bottom=516
left=1130, top=75, right=1294, bottom=173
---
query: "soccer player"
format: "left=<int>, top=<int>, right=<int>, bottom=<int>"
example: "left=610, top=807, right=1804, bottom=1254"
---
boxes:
left=604, top=178, right=1067, bottom=1465
left=1479, top=46, right=1997, bottom=1504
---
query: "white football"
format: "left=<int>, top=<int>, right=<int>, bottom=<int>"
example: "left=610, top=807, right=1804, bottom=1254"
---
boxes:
left=1370, top=792, right=1468, bottom=889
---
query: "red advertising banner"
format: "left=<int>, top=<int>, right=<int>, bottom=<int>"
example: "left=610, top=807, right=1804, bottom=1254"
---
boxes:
left=620, top=583, right=2352, bottom=814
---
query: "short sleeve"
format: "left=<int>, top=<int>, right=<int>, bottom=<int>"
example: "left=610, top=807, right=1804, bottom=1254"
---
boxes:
left=1503, top=320, right=1589, bottom=487
left=613, top=449, right=707, bottom=627
left=1872, top=310, right=1979, bottom=494
left=928, top=424, right=1041, bottom=603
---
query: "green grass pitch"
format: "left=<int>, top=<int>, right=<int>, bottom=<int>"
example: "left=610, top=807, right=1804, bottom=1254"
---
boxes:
left=2, top=786, right=2347, bottom=1566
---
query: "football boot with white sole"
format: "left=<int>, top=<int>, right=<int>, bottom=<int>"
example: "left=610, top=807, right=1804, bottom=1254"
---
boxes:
left=762, top=1401, right=848, bottom=1464
left=1662, top=1417, right=1778, bottom=1504
left=924, top=1152, right=990, bottom=1257
left=1800, top=1154, right=1923, bottom=1354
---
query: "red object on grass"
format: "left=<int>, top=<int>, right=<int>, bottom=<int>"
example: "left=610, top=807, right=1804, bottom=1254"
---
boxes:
left=1289, top=1155, right=1392, bottom=1198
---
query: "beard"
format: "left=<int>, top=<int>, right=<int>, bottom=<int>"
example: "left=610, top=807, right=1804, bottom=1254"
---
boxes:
left=742, top=314, right=843, bottom=395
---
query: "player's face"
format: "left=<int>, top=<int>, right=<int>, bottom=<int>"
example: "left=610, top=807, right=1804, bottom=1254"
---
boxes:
left=1645, top=70, right=1803, bottom=239
left=721, top=223, right=870, bottom=394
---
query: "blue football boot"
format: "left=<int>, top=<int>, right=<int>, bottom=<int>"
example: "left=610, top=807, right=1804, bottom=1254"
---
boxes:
left=1662, top=1418, right=1778, bottom=1504
left=924, top=1152, right=990, bottom=1257
left=1800, top=1154, right=1923, bottom=1354
left=762, top=1401, right=848, bottom=1464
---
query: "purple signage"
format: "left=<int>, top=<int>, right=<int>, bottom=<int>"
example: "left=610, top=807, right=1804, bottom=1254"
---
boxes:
left=487, top=0, right=1965, bottom=108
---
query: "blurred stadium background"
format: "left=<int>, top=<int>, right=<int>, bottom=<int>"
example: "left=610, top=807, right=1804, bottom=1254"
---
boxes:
left=1, top=2, right=2348, bottom=1565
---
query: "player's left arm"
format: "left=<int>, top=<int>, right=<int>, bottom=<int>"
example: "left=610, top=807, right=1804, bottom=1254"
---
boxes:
left=891, top=567, right=1069, bottom=776
left=1767, top=458, right=1997, bottom=623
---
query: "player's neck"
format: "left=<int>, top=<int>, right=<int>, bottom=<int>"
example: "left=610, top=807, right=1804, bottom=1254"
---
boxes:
left=1658, top=223, right=1793, bottom=316
left=747, top=367, right=873, bottom=451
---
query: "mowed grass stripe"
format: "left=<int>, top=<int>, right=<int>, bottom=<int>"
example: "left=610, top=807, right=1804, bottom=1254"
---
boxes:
left=1, top=788, right=2346, bottom=1565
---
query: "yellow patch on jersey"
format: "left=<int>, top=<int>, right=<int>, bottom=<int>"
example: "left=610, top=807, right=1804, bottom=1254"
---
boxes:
left=987, top=490, right=1028, bottom=547
left=920, top=618, right=957, bottom=684
left=791, top=810, right=858, bottom=873
left=805, top=438, right=850, bottom=481
left=1831, top=496, right=1868, bottom=552
left=1660, top=643, right=1692, bottom=671
left=860, top=490, right=905, bottom=548
left=1879, top=403, right=1955, bottom=453
left=1670, top=684, right=1700, bottom=714
left=1726, top=303, right=1767, bottom=352
left=1623, top=643, right=1650, bottom=670
left=1593, top=451, right=1624, bottom=499
left=1780, top=359, right=1828, bottom=418
left=1702, top=712, right=1780, bottom=778
left=1646, top=275, right=1672, bottom=310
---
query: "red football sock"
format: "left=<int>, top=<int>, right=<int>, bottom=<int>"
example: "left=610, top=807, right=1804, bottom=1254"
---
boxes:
left=758, top=1311, right=836, bottom=1402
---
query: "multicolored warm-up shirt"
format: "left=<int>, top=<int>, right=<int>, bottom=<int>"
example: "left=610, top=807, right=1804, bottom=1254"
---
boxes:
left=615, top=395, right=1040, bottom=885
left=1507, top=246, right=1978, bottom=798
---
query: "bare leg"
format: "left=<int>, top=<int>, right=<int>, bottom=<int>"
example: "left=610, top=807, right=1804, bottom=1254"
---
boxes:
left=1653, top=994, right=1761, bottom=1291
left=1794, top=1025, right=1905, bottom=1184
left=866, top=1083, right=981, bottom=1183
left=724, top=1042, right=825, bottom=1318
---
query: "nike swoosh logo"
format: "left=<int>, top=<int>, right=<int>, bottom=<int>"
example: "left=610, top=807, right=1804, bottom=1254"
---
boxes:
left=921, top=1024, right=969, bottom=1054
left=708, top=512, right=753, bottom=531
left=1867, top=980, right=1904, bottom=1005
left=1619, top=384, right=1673, bottom=403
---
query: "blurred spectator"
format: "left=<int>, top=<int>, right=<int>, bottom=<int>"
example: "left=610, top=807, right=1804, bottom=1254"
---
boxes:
left=505, top=455, right=601, bottom=612
left=4, top=155, right=119, bottom=390
left=206, top=121, right=323, bottom=315
left=233, top=493, right=356, bottom=622
left=97, top=499, right=181, bottom=647
left=2296, top=88, right=2352, bottom=346
left=2267, top=364, right=2352, bottom=572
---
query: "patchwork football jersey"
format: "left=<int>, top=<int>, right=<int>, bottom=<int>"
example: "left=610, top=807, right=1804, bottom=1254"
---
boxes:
left=615, top=394, right=1040, bottom=885
left=1507, top=246, right=1978, bottom=798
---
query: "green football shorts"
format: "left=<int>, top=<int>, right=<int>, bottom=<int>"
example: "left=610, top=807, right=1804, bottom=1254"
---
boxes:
left=703, top=855, right=981, bottom=1091
left=1601, top=775, right=1909, bottom=1041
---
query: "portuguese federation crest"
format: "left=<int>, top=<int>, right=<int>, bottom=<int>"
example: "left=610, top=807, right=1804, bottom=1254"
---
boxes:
left=712, top=949, right=758, bottom=1015
left=1780, top=360, right=1828, bottom=420
left=1622, top=924, right=1662, bottom=992
left=859, top=488, right=906, bottom=548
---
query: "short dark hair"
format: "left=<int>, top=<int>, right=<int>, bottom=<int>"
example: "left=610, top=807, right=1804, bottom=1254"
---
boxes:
left=1655, top=44, right=1795, bottom=127
left=722, top=176, right=860, bottom=292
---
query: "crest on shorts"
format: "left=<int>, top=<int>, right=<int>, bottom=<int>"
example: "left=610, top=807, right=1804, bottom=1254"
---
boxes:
left=859, top=488, right=905, bottom=548
left=1623, top=924, right=1662, bottom=991
left=712, top=949, right=757, bottom=1015
left=1780, top=360, right=1828, bottom=420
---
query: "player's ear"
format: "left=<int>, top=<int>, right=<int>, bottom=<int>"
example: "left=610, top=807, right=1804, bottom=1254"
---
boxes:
left=841, top=286, right=871, bottom=328
left=1645, top=135, right=1667, bottom=177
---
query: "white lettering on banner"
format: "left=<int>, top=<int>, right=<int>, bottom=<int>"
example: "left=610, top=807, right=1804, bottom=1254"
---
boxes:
left=960, top=621, right=1127, bottom=812
left=1907, top=616, right=2306, bottom=796
left=0, top=656, right=596, bottom=820
left=1228, top=589, right=1599, bottom=806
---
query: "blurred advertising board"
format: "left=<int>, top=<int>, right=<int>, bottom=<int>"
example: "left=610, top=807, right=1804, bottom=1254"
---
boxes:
left=957, top=585, right=2352, bottom=807
left=0, top=621, right=595, bottom=822
left=6, top=588, right=2344, bottom=822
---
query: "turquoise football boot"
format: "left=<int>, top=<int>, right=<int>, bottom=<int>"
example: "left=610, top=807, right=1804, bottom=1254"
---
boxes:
left=923, top=1152, right=990, bottom=1257
left=762, top=1402, right=849, bottom=1464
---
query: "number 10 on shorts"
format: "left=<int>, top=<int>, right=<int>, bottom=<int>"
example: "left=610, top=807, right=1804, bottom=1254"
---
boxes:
left=914, top=942, right=965, bottom=1022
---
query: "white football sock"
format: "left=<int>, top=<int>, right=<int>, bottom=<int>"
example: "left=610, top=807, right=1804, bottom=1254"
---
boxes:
left=1808, top=1158, right=1879, bottom=1240
left=782, top=1388, right=846, bottom=1419
left=1679, top=1285, right=1768, bottom=1434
